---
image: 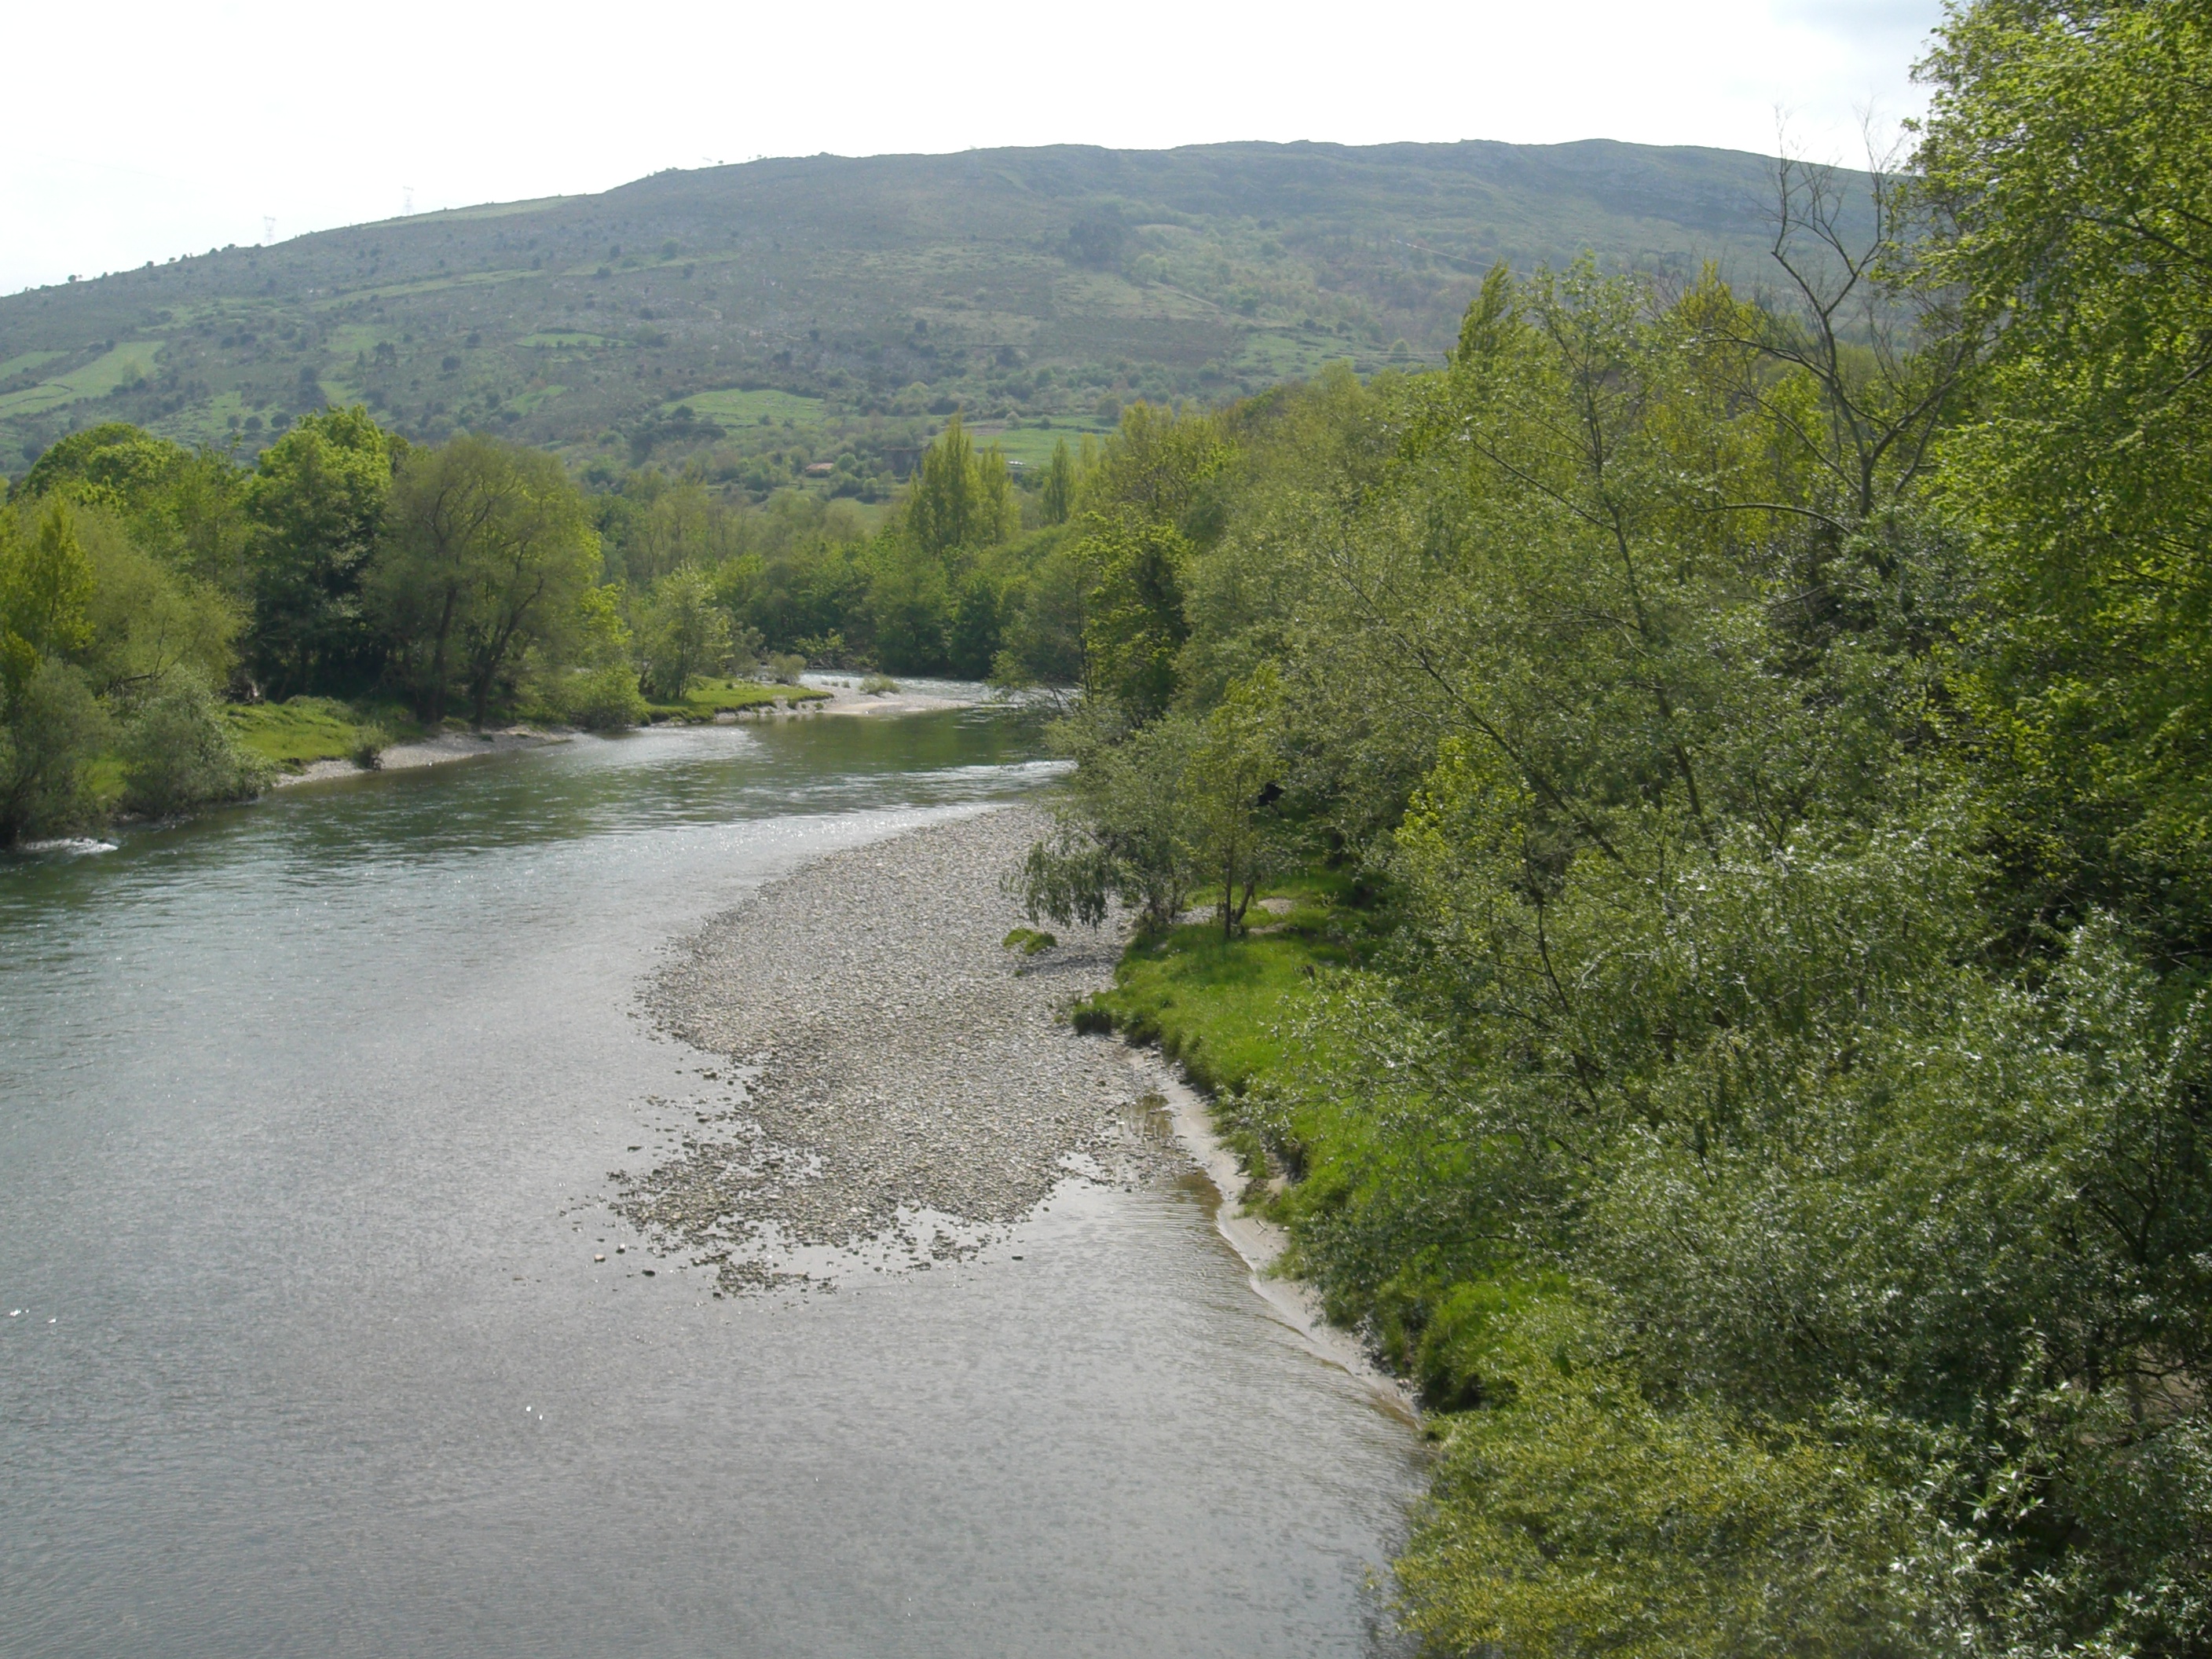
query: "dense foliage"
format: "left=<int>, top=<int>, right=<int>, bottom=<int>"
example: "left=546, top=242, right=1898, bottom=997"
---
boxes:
left=0, top=398, right=1092, bottom=842
left=1017, top=5, right=2212, bottom=1650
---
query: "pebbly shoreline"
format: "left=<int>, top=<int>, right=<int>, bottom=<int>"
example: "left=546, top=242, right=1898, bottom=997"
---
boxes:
left=618, top=805, right=1182, bottom=1291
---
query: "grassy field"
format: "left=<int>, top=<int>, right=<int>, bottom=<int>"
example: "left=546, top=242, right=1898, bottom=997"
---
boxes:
left=666, top=387, right=826, bottom=427
left=225, top=698, right=417, bottom=768
left=0, top=341, right=164, bottom=419
left=0, top=350, right=63, bottom=383
left=640, top=677, right=827, bottom=722
left=965, top=420, right=1117, bottom=467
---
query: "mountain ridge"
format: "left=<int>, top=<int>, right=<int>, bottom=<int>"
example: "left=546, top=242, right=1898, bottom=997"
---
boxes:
left=0, top=138, right=1853, bottom=482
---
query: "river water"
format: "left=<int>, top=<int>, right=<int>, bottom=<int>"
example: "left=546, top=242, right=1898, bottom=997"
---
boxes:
left=0, top=705, right=1422, bottom=1657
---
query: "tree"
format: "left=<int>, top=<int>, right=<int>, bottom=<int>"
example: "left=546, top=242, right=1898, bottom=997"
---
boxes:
left=372, top=434, right=599, bottom=726
left=903, top=414, right=1019, bottom=557
left=637, top=563, right=731, bottom=701
left=0, top=657, right=108, bottom=844
left=0, top=502, right=94, bottom=701
left=117, top=673, right=269, bottom=816
left=1914, top=0, right=2212, bottom=954
left=1181, top=676, right=1295, bottom=938
left=0, top=503, right=107, bottom=844
left=246, top=405, right=395, bottom=697
left=1041, top=438, right=1077, bottom=526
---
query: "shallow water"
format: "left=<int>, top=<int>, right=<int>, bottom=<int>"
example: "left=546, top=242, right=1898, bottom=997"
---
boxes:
left=0, top=709, right=1422, bottom=1658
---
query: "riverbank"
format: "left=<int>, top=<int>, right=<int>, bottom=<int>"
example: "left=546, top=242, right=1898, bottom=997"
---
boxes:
left=624, top=806, right=1179, bottom=1289
left=621, top=804, right=1412, bottom=1408
left=276, top=725, right=568, bottom=786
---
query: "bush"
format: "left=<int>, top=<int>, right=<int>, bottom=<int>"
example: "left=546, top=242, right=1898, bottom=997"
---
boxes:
left=350, top=723, right=391, bottom=769
left=0, top=659, right=110, bottom=844
left=859, top=671, right=898, bottom=696
left=118, top=674, right=271, bottom=817
left=768, top=652, right=807, bottom=685
left=549, top=661, right=646, bottom=731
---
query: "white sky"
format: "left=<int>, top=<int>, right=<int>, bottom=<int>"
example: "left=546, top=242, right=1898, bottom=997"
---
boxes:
left=3, top=0, right=1945, bottom=297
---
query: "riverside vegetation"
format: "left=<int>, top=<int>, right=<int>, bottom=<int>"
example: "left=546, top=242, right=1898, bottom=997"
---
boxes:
left=1010, top=5, right=2212, bottom=1653
left=0, top=399, right=1088, bottom=843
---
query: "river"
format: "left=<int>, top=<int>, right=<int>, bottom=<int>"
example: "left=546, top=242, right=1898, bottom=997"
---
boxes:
left=0, top=703, right=1423, bottom=1657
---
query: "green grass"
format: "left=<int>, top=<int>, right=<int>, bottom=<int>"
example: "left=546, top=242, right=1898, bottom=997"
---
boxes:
left=1079, top=869, right=1362, bottom=1097
left=225, top=697, right=417, bottom=767
left=639, top=676, right=827, bottom=722
left=0, top=341, right=164, bottom=418
left=0, top=350, right=64, bottom=383
left=664, top=387, right=826, bottom=426
left=965, top=420, right=1116, bottom=467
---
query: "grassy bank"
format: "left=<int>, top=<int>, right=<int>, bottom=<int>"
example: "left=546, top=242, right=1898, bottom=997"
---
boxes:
left=1071, top=869, right=1372, bottom=1186
left=640, top=677, right=827, bottom=723
left=225, top=698, right=423, bottom=771
left=1074, top=871, right=1511, bottom=1411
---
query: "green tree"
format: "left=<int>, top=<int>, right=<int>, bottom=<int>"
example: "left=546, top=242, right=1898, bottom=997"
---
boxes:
left=0, top=658, right=108, bottom=844
left=903, top=414, right=1019, bottom=556
left=372, top=434, right=599, bottom=726
left=637, top=563, right=731, bottom=701
left=0, top=502, right=95, bottom=700
left=1914, top=0, right=2212, bottom=954
left=246, top=405, right=396, bottom=697
left=1041, top=438, right=1077, bottom=526
left=117, top=673, right=269, bottom=816
left=540, top=584, right=646, bottom=730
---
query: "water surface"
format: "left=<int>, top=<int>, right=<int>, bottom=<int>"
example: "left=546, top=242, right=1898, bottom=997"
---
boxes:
left=1, top=710, right=1420, bottom=1657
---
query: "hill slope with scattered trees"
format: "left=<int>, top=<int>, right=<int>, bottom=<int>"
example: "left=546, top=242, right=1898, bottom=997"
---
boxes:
left=0, top=140, right=1849, bottom=493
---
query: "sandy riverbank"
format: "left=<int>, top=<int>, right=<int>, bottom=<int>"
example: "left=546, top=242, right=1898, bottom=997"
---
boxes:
left=800, top=676, right=988, bottom=717
left=275, top=727, right=566, bottom=786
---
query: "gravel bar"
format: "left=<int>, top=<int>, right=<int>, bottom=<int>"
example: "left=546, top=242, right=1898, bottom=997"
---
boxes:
left=618, top=805, right=1181, bottom=1291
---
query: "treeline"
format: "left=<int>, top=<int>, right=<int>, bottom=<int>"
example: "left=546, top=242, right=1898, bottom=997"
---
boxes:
left=1017, top=2, right=2212, bottom=1651
left=0, top=402, right=1096, bottom=844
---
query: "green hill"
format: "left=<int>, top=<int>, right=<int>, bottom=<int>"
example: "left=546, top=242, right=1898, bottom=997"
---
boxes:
left=0, top=140, right=1840, bottom=487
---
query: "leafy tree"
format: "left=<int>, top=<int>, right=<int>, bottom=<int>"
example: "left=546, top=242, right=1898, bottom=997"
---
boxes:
left=246, top=405, right=396, bottom=697
left=539, top=584, right=645, bottom=730
left=0, top=502, right=94, bottom=700
left=637, top=563, right=731, bottom=701
left=0, top=657, right=108, bottom=844
left=73, top=509, right=239, bottom=697
left=1914, top=0, right=2212, bottom=956
left=1041, top=438, right=1077, bottom=526
left=117, top=673, right=269, bottom=816
left=903, top=414, right=1018, bottom=556
left=10, top=421, right=195, bottom=512
left=372, top=433, right=599, bottom=726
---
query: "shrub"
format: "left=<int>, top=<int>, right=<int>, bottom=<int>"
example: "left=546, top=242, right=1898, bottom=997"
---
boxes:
left=859, top=671, right=898, bottom=696
left=350, top=723, right=391, bottom=770
left=768, top=652, right=807, bottom=685
left=119, top=674, right=272, bottom=817
left=550, top=662, right=646, bottom=731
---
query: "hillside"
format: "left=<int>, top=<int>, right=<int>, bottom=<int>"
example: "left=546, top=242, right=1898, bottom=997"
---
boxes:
left=0, top=140, right=1843, bottom=492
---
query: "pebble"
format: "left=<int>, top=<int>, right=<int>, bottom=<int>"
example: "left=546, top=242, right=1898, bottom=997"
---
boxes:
left=616, top=807, right=1181, bottom=1292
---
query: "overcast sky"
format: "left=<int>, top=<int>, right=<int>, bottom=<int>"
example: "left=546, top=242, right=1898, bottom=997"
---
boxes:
left=4, top=0, right=1946, bottom=297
